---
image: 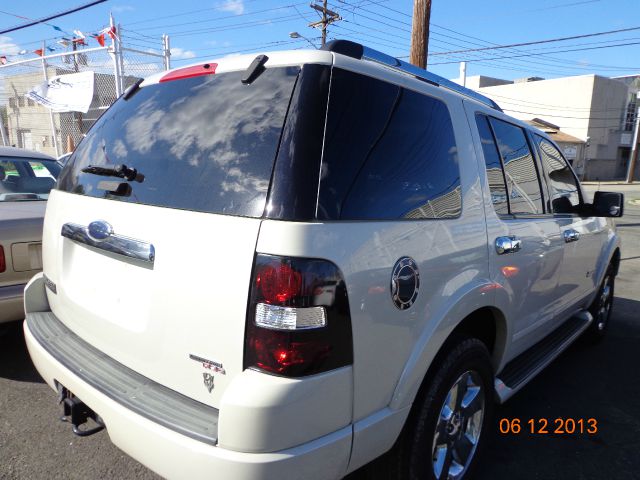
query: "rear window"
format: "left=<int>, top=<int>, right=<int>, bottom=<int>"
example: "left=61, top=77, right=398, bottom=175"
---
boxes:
left=57, top=66, right=300, bottom=217
left=0, top=157, right=60, bottom=202
left=317, top=69, right=460, bottom=220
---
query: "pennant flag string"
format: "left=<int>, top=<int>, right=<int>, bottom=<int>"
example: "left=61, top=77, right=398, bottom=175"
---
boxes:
left=0, top=24, right=118, bottom=63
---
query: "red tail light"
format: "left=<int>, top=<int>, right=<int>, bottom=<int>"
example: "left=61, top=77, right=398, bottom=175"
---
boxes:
left=244, top=254, right=353, bottom=377
left=0, top=245, right=5, bottom=273
left=256, top=264, right=302, bottom=304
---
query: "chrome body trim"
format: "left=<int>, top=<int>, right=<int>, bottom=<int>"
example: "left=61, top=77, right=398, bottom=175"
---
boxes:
left=563, top=228, right=580, bottom=243
left=495, top=236, right=522, bottom=255
left=61, top=222, right=155, bottom=264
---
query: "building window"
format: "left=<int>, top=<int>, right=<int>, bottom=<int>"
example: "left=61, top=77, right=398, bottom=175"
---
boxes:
left=624, top=100, right=637, bottom=132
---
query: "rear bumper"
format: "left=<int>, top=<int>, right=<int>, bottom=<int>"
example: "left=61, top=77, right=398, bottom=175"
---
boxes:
left=22, top=272, right=351, bottom=480
left=0, top=283, right=26, bottom=324
left=24, top=318, right=352, bottom=480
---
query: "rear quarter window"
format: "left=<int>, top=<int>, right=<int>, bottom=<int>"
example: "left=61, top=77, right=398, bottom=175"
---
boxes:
left=317, top=69, right=461, bottom=220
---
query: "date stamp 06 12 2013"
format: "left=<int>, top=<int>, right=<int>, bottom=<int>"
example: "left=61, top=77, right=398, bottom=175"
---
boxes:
left=499, top=418, right=598, bottom=435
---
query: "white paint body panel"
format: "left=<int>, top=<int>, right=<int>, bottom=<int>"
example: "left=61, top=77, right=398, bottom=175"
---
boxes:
left=24, top=47, right=622, bottom=480
left=42, top=189, right=259, bottom=409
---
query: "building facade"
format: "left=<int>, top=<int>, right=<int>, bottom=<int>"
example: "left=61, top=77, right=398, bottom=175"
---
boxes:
left=455, top=73, right=640, bottom=180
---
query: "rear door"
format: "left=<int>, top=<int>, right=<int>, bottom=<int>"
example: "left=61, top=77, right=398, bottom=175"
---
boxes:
left=469, top=109, right=565, bottom=355
left=532, top=135, right=606, bottom=309
left=43, top=65, right=300, bottom=408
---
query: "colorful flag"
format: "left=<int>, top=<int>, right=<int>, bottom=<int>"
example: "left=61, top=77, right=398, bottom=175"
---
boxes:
left=99, top=26, right=118, bottom=41
left=93, top=33, right=105, bottom=47
left=34, top=49, right=44, bottom=56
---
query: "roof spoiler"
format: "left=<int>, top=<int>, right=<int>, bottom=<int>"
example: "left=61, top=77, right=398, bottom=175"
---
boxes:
left=322, top=40, right=502, bottom=112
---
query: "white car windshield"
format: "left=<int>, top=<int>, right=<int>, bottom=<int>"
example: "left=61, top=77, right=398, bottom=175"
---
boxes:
left=0, top=157, right=60, bottom=202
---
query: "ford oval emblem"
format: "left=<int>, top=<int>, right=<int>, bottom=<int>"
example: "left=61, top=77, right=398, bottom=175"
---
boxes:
left=87, top=220, right=113, bottom=241
left=391, top=257, right=420, bottom=310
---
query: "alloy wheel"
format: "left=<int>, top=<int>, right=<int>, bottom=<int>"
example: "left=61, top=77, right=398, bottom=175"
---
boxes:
left=431, top=370, right=485, bottom=480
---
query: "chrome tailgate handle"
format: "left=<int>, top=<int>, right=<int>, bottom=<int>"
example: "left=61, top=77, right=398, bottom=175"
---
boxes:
left=61, top=221, right=155, bottom=264
left=563, top=229, right=580, bottom=243
left=495, top=236, right=522, bottom=255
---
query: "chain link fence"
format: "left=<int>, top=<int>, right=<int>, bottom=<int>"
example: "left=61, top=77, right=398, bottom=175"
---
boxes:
left=0, top=42, right=167, bottom=158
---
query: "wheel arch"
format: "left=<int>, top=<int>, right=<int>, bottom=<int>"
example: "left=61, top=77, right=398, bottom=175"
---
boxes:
left=610, top=247, right=621, bottom=276
left=389, top=304, right=507, bottom=412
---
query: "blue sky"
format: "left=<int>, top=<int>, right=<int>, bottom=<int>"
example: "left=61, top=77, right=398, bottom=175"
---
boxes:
left=1, top=0, right=639, bottom=81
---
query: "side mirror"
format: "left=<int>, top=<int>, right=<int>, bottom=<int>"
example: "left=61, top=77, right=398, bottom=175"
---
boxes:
left=593, top=191, right=624, bottom=217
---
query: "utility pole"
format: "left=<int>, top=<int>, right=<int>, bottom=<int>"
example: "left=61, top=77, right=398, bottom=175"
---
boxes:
left=309, top=1, right=340, bottom=47
left=410, top=0, right=432, bottom=69
left=626, top=102, right=640, bottom=183
left=459, top=61, right=467, bottom=87
left=41, top=41, right=60, bottom=156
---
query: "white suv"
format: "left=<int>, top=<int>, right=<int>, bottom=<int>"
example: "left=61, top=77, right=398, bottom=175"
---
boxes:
left=24, top=41, right=623, bottom=480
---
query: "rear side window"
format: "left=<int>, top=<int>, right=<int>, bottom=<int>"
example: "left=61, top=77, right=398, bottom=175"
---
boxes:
left=534, top=135, right=581, bottom=214
left=488, top=118, right=544, bottom=215
left=58, top=67, right=300, bottom=217
left=317, top=68, right=461, bottom=220
left=475, top=115, right=509, bottom=215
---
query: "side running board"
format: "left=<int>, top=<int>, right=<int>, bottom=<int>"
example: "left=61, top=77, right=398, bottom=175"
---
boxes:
left=494, top=311, right=592, bottom=403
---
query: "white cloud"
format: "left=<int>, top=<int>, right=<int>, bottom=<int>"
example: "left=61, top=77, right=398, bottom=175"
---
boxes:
left=171, top=47, right=196, bottom=60
left=0, top=36, right=21, bottom=56
left=219, top=0, right=245, bottom=15
left=112, top=5, right=134, bottom=13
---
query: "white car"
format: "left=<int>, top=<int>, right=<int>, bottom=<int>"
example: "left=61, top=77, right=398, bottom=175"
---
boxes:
left=23, top=41, right=622, bottom=480
left=0, top=146, right=59, bottom=327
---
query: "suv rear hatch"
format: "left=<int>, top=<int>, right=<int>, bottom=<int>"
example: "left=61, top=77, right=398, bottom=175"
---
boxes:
left=43, top=58, right=315, bottom=408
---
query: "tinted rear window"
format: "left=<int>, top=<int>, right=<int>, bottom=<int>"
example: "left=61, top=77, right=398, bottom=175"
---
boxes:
left=317, top=68, right=460, bottom=220
left=58, top=67, right=299, bottom=217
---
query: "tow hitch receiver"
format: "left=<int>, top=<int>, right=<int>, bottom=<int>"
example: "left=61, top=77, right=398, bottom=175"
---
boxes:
left=57, top=383, right=105, bottom=437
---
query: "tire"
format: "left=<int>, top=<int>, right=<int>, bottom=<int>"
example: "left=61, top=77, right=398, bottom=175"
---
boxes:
left=585, top=265, right=615, bottom=342
left=371, top=338, right=494, bottom=480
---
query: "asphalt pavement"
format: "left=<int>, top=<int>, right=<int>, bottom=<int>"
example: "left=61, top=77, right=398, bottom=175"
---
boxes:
left=1, top=185, right=639, bottom=480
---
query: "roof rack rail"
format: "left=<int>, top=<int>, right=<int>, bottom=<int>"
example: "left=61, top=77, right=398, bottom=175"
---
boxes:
left=322, top=40, right=502, bottom=112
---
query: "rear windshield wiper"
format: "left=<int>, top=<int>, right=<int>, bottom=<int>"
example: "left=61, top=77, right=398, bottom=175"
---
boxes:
left=81, top=164, right=145, bottom=183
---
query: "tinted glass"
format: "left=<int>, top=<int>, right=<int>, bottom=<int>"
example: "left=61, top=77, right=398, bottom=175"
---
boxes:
left=535, top=135, right=581, bottom=214
left=0, top=157, right=60, bottom=202
left=318, top=68, right=461, bottom=220
left=58, top=67, right=299, bottom=217
left=266, top=64, right=331, bottom=221
left=489, top=118, right=543, bottom=215
left=475, top=114, right=509, bottom=215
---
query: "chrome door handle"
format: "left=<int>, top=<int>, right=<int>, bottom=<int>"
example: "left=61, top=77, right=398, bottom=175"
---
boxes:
left=495, top=236, right=522, bottom=255
left=563, top=229, right=580, bottom=243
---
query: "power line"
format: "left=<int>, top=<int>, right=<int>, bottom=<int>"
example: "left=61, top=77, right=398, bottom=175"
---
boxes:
left=345, top=1, right=638, bottom=72
left=132, top=3, right=307, bottom=32
left=431, top=41, right=640, bottom=65
left=431, top=25, right=640, bottom=56
left=0, top=1, right=108, bottom=34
